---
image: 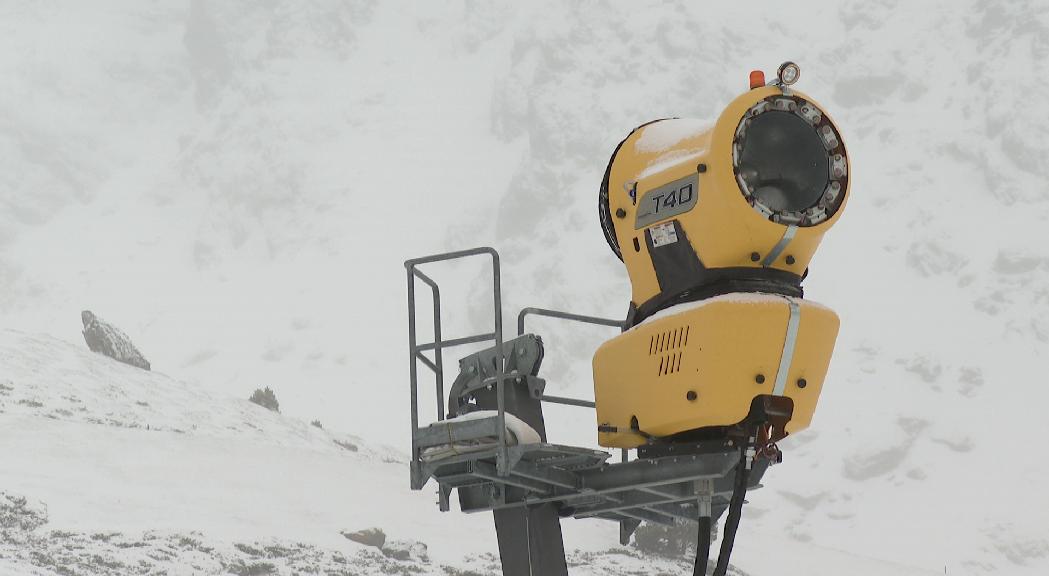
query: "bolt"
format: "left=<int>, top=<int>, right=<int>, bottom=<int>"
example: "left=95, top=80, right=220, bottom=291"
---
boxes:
left=750, top=252, right=761, bottom=262
left=755, top=374, right=766, bottom=384
left=697, top=163, right=708, bottom=173
left=686, top=390, right=698, bottom=401
left=616, top=208, right=626, bottom=218
left=797, top=378, right=808, bottom=389
left=785, top=255, right=796, bottom=265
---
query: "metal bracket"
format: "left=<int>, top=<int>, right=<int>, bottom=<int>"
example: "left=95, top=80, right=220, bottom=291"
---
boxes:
left=447, top=335, right=545, bottom=416
left=695, top=478, right=714, bottom=518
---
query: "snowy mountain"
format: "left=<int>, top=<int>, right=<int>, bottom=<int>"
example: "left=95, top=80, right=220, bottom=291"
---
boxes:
left=3, top=0, right=1049, bottom=574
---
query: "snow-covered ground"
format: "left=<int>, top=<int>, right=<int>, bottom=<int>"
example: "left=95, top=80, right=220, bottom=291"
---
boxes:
left=3, top=0, right=1049, bottom=574
left=0, top=328, right=761, bottom=574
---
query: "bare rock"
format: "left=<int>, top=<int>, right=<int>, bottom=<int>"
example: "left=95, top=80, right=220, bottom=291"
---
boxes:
left=341, top=527, right=386, bottom=549
left=382, top=539, right=428, bottom=562
left=81, top=311, right=151, bottom=371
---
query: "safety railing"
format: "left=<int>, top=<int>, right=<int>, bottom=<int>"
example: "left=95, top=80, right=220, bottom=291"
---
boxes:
left=405, top=247, right=511, bottom=478
left=516, top=307, right=625, bottom=409
left=406, top=248, right=630, bottom=483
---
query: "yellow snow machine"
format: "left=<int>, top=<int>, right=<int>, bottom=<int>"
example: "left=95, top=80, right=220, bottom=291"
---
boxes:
left=405, top=62, right=849, bottom=576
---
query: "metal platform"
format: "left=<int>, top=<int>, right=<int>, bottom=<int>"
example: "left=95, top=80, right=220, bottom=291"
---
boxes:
left=405, top=247, right=769, bottom=574
left=416, top=421, right=759, bottom=531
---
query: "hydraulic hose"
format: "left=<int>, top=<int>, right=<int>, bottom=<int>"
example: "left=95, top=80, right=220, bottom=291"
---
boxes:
left=693, top=515, right=711, bottom=576
left=712, top=438, right=754, bottom=576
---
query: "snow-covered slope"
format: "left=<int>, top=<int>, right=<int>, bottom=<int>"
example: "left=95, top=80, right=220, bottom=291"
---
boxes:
left=0, top=329, right=771, bottom=575
left=3, top=0, right=1049, bottom=574
left=0, top=330, right=372, bottom=451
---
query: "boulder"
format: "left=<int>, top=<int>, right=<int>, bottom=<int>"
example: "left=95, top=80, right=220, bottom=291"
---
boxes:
left=81, top=310, right=151, bottom=371
left=341, top=527, right=386, bottom=549
left=381, top=539, right=428, bottom=562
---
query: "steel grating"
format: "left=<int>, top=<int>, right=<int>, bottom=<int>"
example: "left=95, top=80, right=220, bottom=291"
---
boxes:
left=418, top=435, right=765, bottom=527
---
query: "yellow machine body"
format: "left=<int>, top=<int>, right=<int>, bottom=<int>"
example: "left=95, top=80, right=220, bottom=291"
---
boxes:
left=604, top=87, right=849, bottom=308
left=593, top=294, right=839, bottom=448
left=592, top=83, right=850, bottom=448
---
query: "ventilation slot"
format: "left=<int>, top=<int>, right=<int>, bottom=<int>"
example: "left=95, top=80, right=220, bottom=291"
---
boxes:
left=657, top=350, right=684, bottom=376
left=649, top=325, right=689, bottom=376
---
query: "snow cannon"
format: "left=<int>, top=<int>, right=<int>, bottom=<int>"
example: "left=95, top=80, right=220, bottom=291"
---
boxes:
left=594, top=62, right=850, bottom=449
left=405, top=63, right=852, bottom=576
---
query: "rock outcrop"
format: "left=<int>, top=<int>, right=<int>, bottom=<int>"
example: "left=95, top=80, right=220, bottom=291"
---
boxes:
left=81, top=311, right=151, bottom=371
left=341, top=528, right=385, bottom=549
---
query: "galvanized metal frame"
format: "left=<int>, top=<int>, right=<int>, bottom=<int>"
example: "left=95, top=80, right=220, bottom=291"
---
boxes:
left=407, top=249, right=628, bottom=484
left=424, top=441, right=744, bottom=530
left=406, top=247, right=511, bottom=482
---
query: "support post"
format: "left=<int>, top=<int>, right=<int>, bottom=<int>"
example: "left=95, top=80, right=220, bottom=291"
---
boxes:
left=471, top=355, right=568, bottom=576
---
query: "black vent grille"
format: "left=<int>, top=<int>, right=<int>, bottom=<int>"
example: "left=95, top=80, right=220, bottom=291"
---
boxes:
left=649, top=326, right=689, bottom=376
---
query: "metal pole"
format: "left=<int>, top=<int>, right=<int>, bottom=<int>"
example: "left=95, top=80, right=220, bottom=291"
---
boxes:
left=406, top=267, right=420, bottom=475
left=414, top=269, right=445, bottom=422
left=517, top=306, right=625, bottom=336
left=413, top=268, right=446, bottom=421
left=434, top=285, right=444, bottom=421
left=540, top=394, right=596, bottom=408
left=417, top=333, right=496, bottom=351
left=491, top=251, right=509, bottom=477
left=404, top=246, right=502, bottom=267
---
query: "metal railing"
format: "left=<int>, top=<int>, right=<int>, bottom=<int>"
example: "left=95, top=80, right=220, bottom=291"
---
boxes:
left=517, top=307, right=625, bottom=336
left=406, top=247, right=629, bottom=481
left=517, top=307, right=625, bottom=409
left=405, top=247, right=511, bottom=476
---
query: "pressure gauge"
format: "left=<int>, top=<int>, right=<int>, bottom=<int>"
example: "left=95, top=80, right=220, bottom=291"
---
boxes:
left=777, top=62, right=800, bottom=86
